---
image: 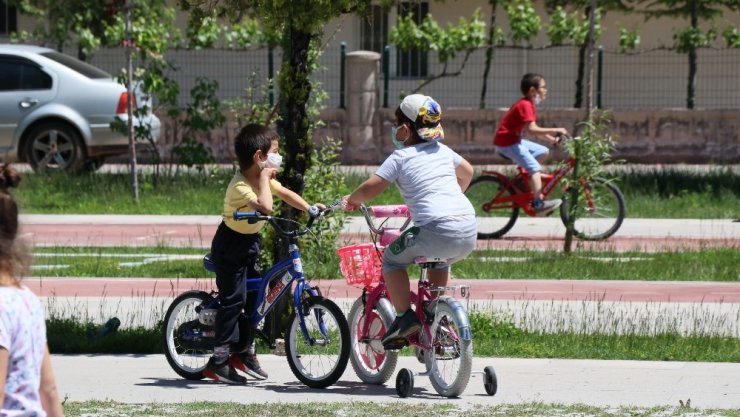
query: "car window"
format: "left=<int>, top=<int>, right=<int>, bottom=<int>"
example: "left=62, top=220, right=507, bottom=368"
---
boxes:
left=41, top=51, right=111, bottom=79
left=0, top=57, right=52, bottom=91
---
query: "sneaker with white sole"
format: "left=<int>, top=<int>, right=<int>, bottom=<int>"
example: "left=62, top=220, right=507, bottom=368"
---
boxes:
left=532, top=198, right=562, bottom=216
left=203, top=357, right=247, bottom=384
left=381, top=309, right=421, bottom=349
left=230, top=352, right=268, bottom=380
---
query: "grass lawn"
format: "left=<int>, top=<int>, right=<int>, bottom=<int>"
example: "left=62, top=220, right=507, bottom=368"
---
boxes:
left=30, top=246, right=739, bottom=281
left=61, top=400, right=740, bottom=417
left=15, top=166, right=740, bottom=218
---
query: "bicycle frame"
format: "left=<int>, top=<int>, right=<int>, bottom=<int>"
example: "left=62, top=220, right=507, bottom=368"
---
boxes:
left=480, top=156, right=576, bottom=216
left=354, top=205, right=466, bottom=354
left=202, top=220, right=325, bottom=347
left=356, top=259, right=466, bottom=355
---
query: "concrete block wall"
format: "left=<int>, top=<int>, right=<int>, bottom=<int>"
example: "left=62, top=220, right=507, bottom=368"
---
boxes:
left=314, top=108, right=740, bottom=165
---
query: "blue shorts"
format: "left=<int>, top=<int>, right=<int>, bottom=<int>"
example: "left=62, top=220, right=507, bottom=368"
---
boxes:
left=382, top=222, right=477, bottom=274
left=496, top=139, right=549, bottom=173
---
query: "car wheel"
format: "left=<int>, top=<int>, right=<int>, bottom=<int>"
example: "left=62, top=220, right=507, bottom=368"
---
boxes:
left=24, top=122, right=85, bottom=173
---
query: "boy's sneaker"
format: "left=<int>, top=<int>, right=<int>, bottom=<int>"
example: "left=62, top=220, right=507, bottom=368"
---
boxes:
left=203, top=357, right=247, bottom=384
left=382, top=309, right=421, bottom=349
left=229, top=352, right=268, bottom=380
left=532, top=198, right=562, bottom=216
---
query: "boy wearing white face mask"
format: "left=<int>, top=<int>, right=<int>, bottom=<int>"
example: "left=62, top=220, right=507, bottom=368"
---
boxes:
left=205, top=123, right=323, bottom=384
left=493, top=73, right=568, bottom=214
left=343, top=94, right=477, bottom=349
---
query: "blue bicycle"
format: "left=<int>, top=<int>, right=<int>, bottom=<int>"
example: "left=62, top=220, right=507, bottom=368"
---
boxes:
left=162, top=205, right=350, bottom=388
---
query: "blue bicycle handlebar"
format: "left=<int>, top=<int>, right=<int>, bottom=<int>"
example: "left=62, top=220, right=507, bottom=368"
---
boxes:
left=232, top=211, right=268, bottom=221
left=231, top=199, right=343, bottom=238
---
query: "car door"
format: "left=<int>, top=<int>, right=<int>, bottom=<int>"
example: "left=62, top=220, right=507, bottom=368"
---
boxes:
left=0, top=55, right=55, bottom=156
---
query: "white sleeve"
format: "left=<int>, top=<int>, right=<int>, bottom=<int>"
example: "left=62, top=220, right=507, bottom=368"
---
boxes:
left=446, top=144, right=463, bottom=167
left=0, top=300, right=11, bottom=350
left=375, top=153, right=401, bottom=183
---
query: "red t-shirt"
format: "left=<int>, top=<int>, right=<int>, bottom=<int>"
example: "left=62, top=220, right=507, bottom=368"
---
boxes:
left=493, top=98, right=536, bottom=147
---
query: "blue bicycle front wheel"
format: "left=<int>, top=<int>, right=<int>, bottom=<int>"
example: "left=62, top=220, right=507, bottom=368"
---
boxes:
left=285, top=297, right=350, bottom=388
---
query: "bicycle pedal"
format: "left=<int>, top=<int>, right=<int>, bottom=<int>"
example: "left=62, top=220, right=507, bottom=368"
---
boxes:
left=382, top=338, right=408, bottom=351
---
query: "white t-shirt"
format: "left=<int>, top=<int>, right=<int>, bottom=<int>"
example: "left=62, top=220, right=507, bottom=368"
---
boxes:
left=0, top=286, right=47, bottom=417
left=375, top=141, right=476, bottom=235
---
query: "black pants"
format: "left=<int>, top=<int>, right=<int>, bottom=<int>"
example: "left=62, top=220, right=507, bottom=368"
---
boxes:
left=210, top=222, right=261, bottom=346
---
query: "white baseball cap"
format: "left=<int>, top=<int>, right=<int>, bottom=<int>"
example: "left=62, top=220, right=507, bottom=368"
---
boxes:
left=399, top=94, right=444, bottom=141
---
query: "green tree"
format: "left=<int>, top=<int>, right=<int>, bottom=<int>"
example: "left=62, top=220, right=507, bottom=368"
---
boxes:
left=390, top=8, right=487, bottom=94
left=9, top=0, right=120, bottom=60
left=479, top=0, right=539, bottom=109
left=179, top=0, right=367, bottom=237
left=544, top=0, right=630, bottom=108
left=640, top=0, right=739, bottom=109
left=479, top=0, right=506, bottom=109
left=506, top=0, right=542, bottom=44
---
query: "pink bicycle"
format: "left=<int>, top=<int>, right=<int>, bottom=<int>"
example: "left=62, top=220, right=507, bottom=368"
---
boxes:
left=337, top=204, right=497, bottom=398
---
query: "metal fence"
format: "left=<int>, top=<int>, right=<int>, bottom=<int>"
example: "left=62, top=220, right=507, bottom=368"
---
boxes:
left=88, top=45, right=740, bottom=110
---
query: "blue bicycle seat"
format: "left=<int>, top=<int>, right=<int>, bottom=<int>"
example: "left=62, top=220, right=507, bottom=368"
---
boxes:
left=203, top=253, right=216, bottom=273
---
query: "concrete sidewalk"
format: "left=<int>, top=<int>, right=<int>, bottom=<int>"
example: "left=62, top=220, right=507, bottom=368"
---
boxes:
left=18, top=215, right=740, bottom=250
left=51, top=354, right=740, bottom=408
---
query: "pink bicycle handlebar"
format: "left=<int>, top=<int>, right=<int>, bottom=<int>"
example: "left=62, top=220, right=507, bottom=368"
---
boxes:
left=369, top=205, right=410, bottom=218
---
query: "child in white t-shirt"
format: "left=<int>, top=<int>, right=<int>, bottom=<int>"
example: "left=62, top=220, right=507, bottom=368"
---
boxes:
left=343, top=94, right=477, bottom=349
left=0, top=164, right=64, bottom=417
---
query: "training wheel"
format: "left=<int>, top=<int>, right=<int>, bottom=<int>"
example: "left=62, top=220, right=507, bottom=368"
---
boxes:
left=396, top=368, right=414, bottom=398
left=483, top=366, right=498, bottom=396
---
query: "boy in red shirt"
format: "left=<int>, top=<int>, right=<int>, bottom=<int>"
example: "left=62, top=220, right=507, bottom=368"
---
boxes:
left=493, top=73, right=568, bottom=214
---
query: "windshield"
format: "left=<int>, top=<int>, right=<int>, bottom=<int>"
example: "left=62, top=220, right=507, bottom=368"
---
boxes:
left=40, top=51, right=111, bottom=79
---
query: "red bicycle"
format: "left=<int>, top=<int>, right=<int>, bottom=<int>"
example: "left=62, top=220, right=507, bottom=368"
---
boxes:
left=465, top=139, right=626, bottom=241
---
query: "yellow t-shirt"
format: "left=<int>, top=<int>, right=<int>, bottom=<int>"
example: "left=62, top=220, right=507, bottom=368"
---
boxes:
left=222, top=172, right=281, bottom=234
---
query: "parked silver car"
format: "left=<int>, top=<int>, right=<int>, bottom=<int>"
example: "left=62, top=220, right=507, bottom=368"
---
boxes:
left=0, top=44, right=161, bottom=172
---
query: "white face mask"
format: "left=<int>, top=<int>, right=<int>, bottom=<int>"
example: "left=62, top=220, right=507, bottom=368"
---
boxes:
left=534, top=93, right=543, bottom=106
left=258, top=153, right=283, bottom=169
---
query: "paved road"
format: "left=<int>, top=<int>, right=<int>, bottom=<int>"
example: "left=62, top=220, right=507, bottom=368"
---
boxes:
left=22, top=214, right=739, bottom=408
left=52, top=354, right=740, bottom=408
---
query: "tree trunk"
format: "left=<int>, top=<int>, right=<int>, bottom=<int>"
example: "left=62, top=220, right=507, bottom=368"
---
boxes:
left=687, top=6, right=698, bottom=109
left=687, top=47, right=696, bottom=109
left=479, top=0, right=498, bottom=109
left=573, top=42, right=587, bottom=108
left=265, top=25, right=316, bottom=341
left=275, top=25, right=314, bottom=246
left=77, top=44, right=87, bottom=62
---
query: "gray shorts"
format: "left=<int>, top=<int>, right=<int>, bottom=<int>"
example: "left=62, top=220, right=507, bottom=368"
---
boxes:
left=382, top=223, right=477, bottom=274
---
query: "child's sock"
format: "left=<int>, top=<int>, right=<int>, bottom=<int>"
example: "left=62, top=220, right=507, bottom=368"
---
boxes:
left=213, top=345, right=230, bottom=364
left=532, top=197, right=544, bottom=209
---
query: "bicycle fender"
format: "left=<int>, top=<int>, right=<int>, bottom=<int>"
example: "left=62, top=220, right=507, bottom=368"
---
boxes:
left=439, top=296, right=472, bottom=341
left=374, top=296, right=396, bottom=325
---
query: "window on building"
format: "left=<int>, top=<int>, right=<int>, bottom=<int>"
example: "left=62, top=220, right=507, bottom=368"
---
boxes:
left=360, top=5, right=388, bottom=55
left=0, top=1, right=18, bottom=35
left=396, top=1, right=428, bottom=78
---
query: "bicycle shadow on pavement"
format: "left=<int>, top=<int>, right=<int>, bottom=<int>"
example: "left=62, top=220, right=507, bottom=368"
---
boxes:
left=136, top=378, right=463, bottom=400
left=258, top=380, right=470, bottom=400
left=136, top=377, right=222, bottom=390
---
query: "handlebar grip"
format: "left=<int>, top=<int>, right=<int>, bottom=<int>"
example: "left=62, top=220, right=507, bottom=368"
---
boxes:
left=370, top=205, right=410, bottom=218
left=233, top=211, right=262, bottom=221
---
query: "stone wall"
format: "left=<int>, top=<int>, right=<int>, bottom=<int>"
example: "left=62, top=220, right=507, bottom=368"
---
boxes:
left=315, top=108, right=740, bottom=164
